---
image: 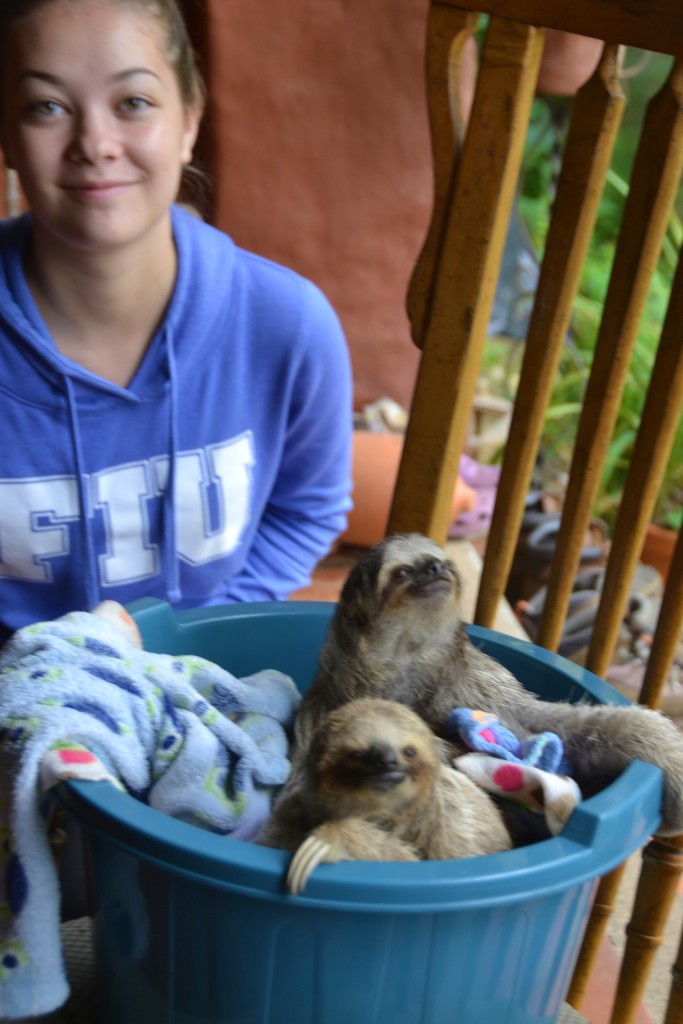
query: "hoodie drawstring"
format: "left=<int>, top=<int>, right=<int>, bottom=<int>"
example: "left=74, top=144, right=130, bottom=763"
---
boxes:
left=65, top=375, right=100, bottom=612
left=164, top=326, right=182, bottom=604
left=63, top=326, right=182, bottom=611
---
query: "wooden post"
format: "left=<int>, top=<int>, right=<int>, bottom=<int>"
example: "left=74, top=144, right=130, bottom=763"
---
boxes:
left=566, top=863, right=628, bottom=1008
left=610, top=834, right=683, bottom=1024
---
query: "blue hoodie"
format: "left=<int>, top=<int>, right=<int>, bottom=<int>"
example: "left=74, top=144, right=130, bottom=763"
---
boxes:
left=0, top=206, right=353, bottom=639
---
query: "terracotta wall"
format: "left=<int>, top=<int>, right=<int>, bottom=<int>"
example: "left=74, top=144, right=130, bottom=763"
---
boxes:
left=183, top=0, right=434, bottom=410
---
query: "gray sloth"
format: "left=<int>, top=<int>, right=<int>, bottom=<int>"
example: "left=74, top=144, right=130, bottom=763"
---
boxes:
left=292, top=533, right=683, bottom=837
left=262, top=697, right=512, bottom=893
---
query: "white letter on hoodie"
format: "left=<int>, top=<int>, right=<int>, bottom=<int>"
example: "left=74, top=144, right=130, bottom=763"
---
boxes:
left=95, top=462, right=158, bottom=584
left=157, top=434, right=254, bottom=565
left=0, top=435, right=254, bottom=587
left=0, top=477, right=80, bottom=580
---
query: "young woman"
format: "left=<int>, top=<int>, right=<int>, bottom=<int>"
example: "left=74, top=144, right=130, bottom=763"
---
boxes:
left=0, top=0, right=353, bottom=642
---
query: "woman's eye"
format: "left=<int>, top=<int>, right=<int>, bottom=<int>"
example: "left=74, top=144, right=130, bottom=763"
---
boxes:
left=28, top=99, right=65, bottom=118
left=120, top=96, right=152, bottom=113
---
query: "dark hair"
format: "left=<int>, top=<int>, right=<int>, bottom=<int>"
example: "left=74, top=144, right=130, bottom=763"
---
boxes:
left=0, top=0, right=205, bottom=111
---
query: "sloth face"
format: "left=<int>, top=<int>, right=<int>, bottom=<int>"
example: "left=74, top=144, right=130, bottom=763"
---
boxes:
left=313, top=698, right=438, bottom=817
left=330, top=535, right=463, bottom=664
left=377, top=534, right=458, bottom=607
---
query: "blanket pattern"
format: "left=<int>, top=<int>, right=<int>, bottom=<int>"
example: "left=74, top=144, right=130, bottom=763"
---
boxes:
left=447, top=708, right=581, bottom=836
left=0, top=604, right=300, bottom=1019
left=446, top=708, right=572, bottom=774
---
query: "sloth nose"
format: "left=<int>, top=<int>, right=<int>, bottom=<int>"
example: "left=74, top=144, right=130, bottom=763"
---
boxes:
left=418, top=559, right=448, bottom=581
left=365, top=743, right=400, bottom=772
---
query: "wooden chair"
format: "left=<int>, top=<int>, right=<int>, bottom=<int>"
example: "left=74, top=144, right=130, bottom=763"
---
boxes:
left=387, top=3, right=683, bottom=1021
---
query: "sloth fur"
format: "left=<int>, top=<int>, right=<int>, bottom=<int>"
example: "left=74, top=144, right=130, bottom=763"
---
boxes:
left=261, top=697, right=512, bottom=893
left=291, top=533, right=683, bottom=836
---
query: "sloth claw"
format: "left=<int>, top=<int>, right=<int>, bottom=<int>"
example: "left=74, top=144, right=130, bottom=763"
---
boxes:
left=287, top=835, right=332, bottom=894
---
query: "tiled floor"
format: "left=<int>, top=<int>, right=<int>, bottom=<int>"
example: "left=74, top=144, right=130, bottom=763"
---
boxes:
left=293, top=539, right=680, bottom=1024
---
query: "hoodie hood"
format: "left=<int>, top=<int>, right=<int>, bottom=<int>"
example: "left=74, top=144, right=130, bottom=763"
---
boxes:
left=0, top=210, right=199, bottom=404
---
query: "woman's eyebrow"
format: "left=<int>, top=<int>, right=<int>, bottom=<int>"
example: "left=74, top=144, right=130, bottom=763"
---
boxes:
left=111, top=68, right=162, bottom=84
left=18, top=67, right=162, bottom=85
left=18, top=70, right=63, bottom=85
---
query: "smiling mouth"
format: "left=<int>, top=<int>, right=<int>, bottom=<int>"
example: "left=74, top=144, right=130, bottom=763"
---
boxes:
left=367, top=770, right=407, bottom=791
left=64, top=182, right=134, bottom=198
left=410, top=576, right=452, bottom=598
left=338, top=760, right=409, bottom=790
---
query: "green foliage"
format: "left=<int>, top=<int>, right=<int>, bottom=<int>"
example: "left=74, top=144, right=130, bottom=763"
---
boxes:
left=507, top=57, right=683, bottom=530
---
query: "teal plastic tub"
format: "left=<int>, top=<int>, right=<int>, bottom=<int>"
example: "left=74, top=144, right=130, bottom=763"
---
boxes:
left=57, top=599, right=662, bottom=1024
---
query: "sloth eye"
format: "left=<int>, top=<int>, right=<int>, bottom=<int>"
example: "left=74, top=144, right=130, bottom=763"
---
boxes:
left=392, top=565, right=411, bottom=582
left=402, top=746, right=417, bottom=759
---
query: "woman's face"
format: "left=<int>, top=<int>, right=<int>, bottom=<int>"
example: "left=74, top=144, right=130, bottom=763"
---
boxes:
left=0, top=0, right=200, bottom=256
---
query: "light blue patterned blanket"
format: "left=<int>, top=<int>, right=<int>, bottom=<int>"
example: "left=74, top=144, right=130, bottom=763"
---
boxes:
left=0, top=604, right=300, bottom=1019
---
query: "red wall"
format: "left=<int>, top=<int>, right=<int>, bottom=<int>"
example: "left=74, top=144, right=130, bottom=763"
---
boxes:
left=185, top=0, right=434, bottom=410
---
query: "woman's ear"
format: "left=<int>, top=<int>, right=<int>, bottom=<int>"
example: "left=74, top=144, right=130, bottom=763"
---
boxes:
left=180, top=103, right=201, bottom=167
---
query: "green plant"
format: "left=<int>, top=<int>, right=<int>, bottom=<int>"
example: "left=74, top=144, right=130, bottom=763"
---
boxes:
left=535, top=183, right=681, bottom=527
left=498, top=57, right=683, bottom=532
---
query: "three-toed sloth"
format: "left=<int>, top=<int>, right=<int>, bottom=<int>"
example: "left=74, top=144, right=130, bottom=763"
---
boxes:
left=261, top=697, right=512, bottom=893
left=263, top=533, right=683, bottom=888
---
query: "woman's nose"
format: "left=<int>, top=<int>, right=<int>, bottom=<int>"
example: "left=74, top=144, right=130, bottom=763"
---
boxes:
left=67, top=109, right=122, bottom=163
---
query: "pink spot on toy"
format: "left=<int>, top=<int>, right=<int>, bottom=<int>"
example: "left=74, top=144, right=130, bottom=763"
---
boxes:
left=480, top=729, right=496, bottom=743
left=492, top=764, right=525, bottom=792
left=59, top=750, right=97, bottom=765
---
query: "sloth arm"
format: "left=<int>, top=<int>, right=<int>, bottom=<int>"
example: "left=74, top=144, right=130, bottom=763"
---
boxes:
left=437, top=644, right=683, bottom=824
left=286, top=818, right=418, bottom=895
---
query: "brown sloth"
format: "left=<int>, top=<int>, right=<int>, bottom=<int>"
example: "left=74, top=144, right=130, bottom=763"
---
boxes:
left=261, top=697, right=512, bottom=894
left=291, top=533, right=683, bottom=836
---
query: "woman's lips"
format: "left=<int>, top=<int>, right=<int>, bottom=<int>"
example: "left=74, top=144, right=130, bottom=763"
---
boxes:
left=64, top=181, right=134, bottom=200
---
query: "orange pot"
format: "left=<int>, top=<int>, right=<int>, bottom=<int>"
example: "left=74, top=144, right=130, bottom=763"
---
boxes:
left=342, top=431, right=477, bottom=548
left=640, top=522, right=678, bottom=582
